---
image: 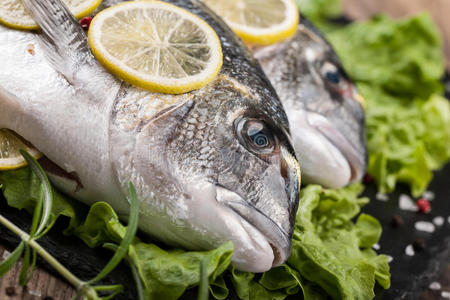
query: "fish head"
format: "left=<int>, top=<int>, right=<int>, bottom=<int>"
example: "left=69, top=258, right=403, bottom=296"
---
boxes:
left=254, top=20, right=367, bottom=188
left=211, top=77, right=301, bottom=272
left=133, top=76, right=300, bottom=272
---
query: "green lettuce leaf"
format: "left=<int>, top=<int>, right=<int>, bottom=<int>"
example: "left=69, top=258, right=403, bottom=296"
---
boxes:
left=364, top=91, right=450, bottom=195
left=129, top=242, right=233, bottom=300
left=0, top=167, right=84, bottom=232
left=326, top=14, right=445, bottom=98
left=325, top=15, right=450, bottom=196
left=73, top=201, right=126, bottom=247
left=287, top=184, right=390, bottom=300
left=296, top=0, right=341, bottom=21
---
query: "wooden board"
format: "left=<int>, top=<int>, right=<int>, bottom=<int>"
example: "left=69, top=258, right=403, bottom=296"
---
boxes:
left=343, top=0, right=450, bottom=69
left=0, top=245, right=76, bottom=300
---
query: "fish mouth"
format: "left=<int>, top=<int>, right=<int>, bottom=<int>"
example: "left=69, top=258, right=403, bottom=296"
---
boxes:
left=307, top=112, right=366, bottom=183
left=215, top=184, right=293, bottom=269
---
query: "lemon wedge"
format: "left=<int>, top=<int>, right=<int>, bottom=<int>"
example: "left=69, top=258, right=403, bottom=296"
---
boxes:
left=0, top=129, right=42, bottom=171
left=88, top=1, right=223, bottom=94
left=202, top=0, right=299, bottom=45
left=0, top=0, right=101, bottom=30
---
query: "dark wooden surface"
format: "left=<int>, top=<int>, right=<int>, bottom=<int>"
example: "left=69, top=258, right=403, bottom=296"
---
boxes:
left=0, top=245, right=76, bottom=300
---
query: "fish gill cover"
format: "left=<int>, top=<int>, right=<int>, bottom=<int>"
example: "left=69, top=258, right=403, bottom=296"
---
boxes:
left=298, top=0, right=450, bottom=196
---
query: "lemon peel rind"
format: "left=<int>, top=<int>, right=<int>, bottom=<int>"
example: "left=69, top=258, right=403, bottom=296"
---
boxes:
left=0, top=17, right=38, bottom=31
left=0, top=150, right=43, bottom=171
left=204, top=0, right=299, bottom=46
left=233, top=13, right=299, bottom=46
left=0, top=0, right=102, bottom=31
left=72, top=0, right=102, bottom=19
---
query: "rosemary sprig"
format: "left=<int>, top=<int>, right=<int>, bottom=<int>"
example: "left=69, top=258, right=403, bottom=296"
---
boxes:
left=0, top=150, right=140, bottom=300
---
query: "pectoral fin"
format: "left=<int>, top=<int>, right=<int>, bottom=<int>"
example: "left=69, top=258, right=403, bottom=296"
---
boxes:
left=134, top=99, right=195, bottom=176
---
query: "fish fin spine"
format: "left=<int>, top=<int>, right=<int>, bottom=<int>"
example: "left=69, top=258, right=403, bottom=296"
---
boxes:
left=22, top=0, right=91, bottom=81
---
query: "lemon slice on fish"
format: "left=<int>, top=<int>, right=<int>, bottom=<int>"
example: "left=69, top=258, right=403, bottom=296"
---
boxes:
left=88, top=1, right=223, bottom=94
left=202, top=0, right=299, bottom=45
left=0, top=0, right=101, bottom=30
left=0, top=129, right=42, bottom=171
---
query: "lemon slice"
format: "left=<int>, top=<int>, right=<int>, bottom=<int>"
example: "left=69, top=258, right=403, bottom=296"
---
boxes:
left=0, top=129, right=42, bottom=171
left=202, top=0, right=299, bottom=45
left=0, top=0, right=102, bottom=30
left=88, top=1, right=223, bottom=94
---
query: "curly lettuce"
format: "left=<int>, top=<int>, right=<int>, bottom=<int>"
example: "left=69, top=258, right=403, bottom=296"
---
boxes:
left=325, top=14, right=450, bottom=196
left=296, top=0, right=341, bottom=21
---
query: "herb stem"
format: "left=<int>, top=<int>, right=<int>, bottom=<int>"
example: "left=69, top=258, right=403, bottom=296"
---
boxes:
left=0, top=214, right=87, bottom=291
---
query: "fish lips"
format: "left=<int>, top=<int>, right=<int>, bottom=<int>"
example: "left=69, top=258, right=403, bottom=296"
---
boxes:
left=306, top=111, right=367, bottom=183
left=215, top=185, right=292, bottom=269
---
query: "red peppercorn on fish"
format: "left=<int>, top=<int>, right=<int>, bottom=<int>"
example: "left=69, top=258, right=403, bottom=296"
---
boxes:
left=251, top=16, right=367, bottom=188
left=0, top=0, right=300, bottom=272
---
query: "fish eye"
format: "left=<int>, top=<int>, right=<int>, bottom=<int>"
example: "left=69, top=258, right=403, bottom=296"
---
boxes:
left=247, top=122, right=270, bottom=148
left=235, top=117, right=277, bottom=155
left=321, top=62, right=341, bottom=85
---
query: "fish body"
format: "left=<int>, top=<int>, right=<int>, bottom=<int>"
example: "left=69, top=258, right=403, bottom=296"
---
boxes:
left=252, top=15, right=367, bottom=188
left=0, top=0, right=300, bottom=272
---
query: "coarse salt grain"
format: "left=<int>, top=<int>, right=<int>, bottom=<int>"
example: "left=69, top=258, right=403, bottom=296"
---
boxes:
left=28, top=290, right=41, bottom=297
left=372, top=243, right=380, bottom=250
left=415, top=221, right=435, bottom=233
left=2, top=250, right=11, bottom=260
left=386, top=255, right=394, bottom=263
left=422, top=190, right=435, bottom=201
left=442, top=291, right=450, bottom=299
left=405, top=244, right=415, bottom=256
left=429, top=282, right=441, bottom=290
left=376, top=193, right=389, bottom=202
left=433, top=216, right=445, bottom=226
left=399, top=194, right=418, bottom=211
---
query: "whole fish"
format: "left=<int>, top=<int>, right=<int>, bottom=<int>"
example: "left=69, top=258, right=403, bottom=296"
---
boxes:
left=251, top=15, right=367, bottom=188
left=0, top=0, right=300, bottom=272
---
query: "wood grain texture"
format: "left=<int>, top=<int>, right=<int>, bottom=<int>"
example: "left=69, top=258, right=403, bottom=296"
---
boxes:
left=0, top=245, right=76, bottom=300
left=343, top=0, right=450, bottom=69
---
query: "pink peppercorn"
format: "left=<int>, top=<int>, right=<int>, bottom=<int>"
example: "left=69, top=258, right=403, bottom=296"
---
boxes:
left=416, top=198, right=431, bottom=213
left=80, top=16, right=93, bottom=30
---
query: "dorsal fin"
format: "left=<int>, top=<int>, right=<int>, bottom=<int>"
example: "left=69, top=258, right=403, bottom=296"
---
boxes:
left=22, top=0, right=92, bottom=81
